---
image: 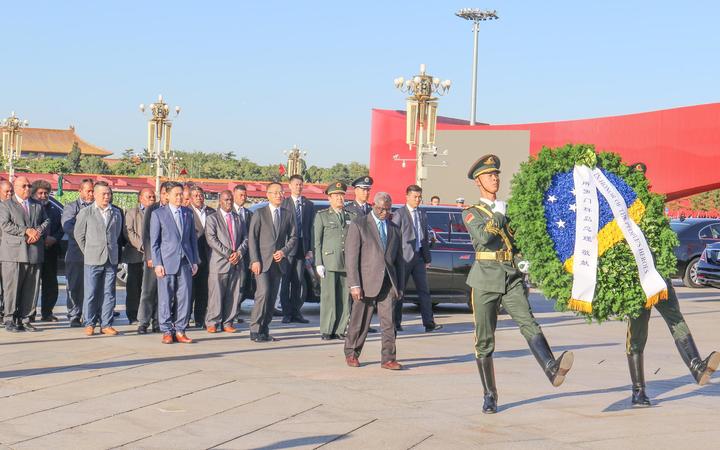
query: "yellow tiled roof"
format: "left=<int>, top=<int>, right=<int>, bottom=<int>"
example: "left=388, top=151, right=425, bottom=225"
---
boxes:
left=19, top=126, right=112, bottom=157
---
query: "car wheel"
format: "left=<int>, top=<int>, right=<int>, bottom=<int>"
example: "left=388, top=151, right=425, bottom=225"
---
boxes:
left=683, top=257, right=705, bottom=288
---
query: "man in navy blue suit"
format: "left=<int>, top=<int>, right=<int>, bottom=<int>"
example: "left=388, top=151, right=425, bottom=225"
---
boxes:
left=150, top=182, right=200, bottom=344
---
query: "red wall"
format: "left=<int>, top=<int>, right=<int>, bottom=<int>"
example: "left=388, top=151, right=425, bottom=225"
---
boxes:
left=370, top=103, right=720, bottom=202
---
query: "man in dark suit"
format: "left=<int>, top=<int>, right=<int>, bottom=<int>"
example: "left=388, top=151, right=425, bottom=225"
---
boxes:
left=0, top=176, right=49, bottom=332
left=31, top=180, right=63, bottom=322
left=233, top=184, right=254, bottom=318
left=279, top=174, right=314, bottom=323
left=392, top=184, right=442, bottom=332
left=137, top=181, right=171, bottom=334
left=248, top=181, right=297, bottom=342
left=344, top=192, right=405, bottom=370
left=344, top=176, right=373, bottom=216
left=74, top=182, right=123, bottom=336
left=61, top=178, right=94, bottom=327
left=150, top=182, right=200, bottom=344
left=205, top=190, right=247, bottom=333
left=123, top=188, right=155, bottom=325
left=189, top=185, right=215, bottom=327
left=0, top=180, right=12, bottom=327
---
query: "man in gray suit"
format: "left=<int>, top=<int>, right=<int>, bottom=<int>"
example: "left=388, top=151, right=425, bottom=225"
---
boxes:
left=205, top=190, right=247, bottom=333
left=190, top=185, right=215, bottom=328
left=74, top=182, right=123, bottom=336
left=344, top=192, right=405, bottom=370
left=0, top=180, right=12, bottom=327
left=392, top=184, right=442, bottom=332
left=248, top=181, right=297, bottom=342
left=123, top=188, right=155, bottom=325
left=151, top=182, right=200, bottom=344
left=0, top=176, right=49, bottom=332
left=61, top=178, right=94, bottom=327
left=233, top=184, right=254, bottom=318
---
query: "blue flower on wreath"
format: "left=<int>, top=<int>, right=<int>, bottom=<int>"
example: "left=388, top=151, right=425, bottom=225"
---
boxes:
left=543, top=169, right=637, bottom=263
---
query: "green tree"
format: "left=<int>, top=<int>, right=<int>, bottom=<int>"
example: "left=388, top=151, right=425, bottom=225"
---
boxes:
left=112, top=148, right=141, bottom=176
left=67, top=142, right=81, bottom=172
left=80, top=155, right=111, bottom=174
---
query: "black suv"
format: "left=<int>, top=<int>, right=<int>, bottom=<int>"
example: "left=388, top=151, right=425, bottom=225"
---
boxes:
left=670, top=218, right=720, bottom=288
left=248, top=201, right=475, bottom=308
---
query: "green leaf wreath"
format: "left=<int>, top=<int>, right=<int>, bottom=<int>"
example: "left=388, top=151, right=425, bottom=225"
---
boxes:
left=507, top=144, right=678, bottom=323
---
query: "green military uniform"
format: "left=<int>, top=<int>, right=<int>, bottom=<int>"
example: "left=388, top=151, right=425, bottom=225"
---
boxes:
left=314, top=182, right=357, bottom=338
left=465, top=154, right=573, bottom=414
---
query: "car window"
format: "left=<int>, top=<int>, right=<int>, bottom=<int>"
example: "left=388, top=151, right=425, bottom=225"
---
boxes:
left=450, top=213, right=468, bottom=233
left=427, top=211, right=450, bottom=233
left=699, top=224, right=720, bottom=240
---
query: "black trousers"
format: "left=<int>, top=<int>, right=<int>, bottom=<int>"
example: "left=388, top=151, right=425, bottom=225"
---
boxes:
left=39, top=245, right=60, bottom=317
left=192, top=262, right=209, bottom=325
left=394, top=251, right=434, bottom=328
left=250, top=264, right=282, bottom=334
left=125, top=262, right=143, bottom=323
left=137, top=263, right=159, bottom=327
left=279, top=256, right=306, bottom=319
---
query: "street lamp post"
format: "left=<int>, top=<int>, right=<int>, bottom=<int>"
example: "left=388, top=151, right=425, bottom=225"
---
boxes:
left=1, top=112, right=29, bottom=181
left=283, top=145, right=308, bottom=179
left=393, top=64, right=451, bottom=187
left=140, top=95, right=180, bottom=195
left=456, top=8, right=498, bottom=126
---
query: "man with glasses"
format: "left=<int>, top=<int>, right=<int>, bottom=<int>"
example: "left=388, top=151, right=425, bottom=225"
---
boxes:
left=248, top=182, right=297, bottom=342
left=344, top=192, right=405, bottom=369
left=0, top=180, right=13, bottom=327
left=32, top=180, right=63, bottom=322
left=0, top=177, right=49, bottom=332
left=62, top=178, right=94, bottom=327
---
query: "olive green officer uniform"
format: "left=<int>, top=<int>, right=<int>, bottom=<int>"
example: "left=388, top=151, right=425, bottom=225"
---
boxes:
left=465, top=154, right=573, bottom=414
left=314, top=182, right=357, bottom=337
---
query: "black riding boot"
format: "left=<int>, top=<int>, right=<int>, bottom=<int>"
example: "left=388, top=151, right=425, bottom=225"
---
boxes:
left=528, top=334, right=574, bottom=387
left=476, top=357, right=498, bottom=414
left=627, top=353, right=651, bottom=407
left=674, top=334, right=720, bottom=386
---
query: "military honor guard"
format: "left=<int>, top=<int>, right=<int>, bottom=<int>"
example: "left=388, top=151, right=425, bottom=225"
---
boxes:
left=463, top=155, right=573, bottom=414
left=314, top=181, right=356, bottom=340
left=344, top=176, right=373, bottom=216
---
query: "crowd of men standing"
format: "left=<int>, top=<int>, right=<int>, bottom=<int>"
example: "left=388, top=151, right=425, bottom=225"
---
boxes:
left=1, top=174, right=442, bottom=357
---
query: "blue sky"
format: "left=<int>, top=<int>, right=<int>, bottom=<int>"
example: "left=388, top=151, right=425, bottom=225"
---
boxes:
left=3, top=0, right=718, bottom=166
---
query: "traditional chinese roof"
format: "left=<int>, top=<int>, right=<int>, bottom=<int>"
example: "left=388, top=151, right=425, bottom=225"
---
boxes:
left=19, top=126, right=112, bottom=157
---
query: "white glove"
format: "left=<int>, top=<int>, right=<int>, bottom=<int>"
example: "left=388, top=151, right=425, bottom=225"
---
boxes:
left=517, top=260, right=531, bottom=274
left=316, top=265, right=326, bottom=278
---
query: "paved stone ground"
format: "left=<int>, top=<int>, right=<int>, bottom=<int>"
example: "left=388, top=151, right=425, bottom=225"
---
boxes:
left=0, top=285, right=718, bottom=449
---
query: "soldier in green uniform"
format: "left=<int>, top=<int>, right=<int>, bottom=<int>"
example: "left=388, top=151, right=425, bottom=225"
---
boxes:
left=622, top=163, right=718, bottom=407
left=463, top=154, right=574, bottom=414
left=314, top=181, right=357, bottom=340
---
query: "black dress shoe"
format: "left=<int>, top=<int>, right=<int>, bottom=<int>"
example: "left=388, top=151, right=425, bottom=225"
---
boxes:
left=293, top=316, right=310, bottom=324
left=137, top=325, right=148, bottom=335
left=281, top=316, right=292, bottom=324
left=235, top=317, right=245, bottom=324
left=369, top=327, right=378, bottom=333
left=5, top=322, right=18, bottom=332
left=395, top=324, right=404, bottom=332
left=151, top=325, right=161, bottom=333
left=321, top=334, right=333, bottom=340
left=41, top=315, right=59, bottom=322
left=250, top=332, right=261, bottom=342
left=69, top=318, right=82, bottom=328
left=113, top=311, right=120, bottom=317
left=259, top=334, right=278, bottom=342
left=425, top=323, right=443, bottom=332
left=273, top=309, right=283, bottom=317
left=23, top=322, right=39, bottom=332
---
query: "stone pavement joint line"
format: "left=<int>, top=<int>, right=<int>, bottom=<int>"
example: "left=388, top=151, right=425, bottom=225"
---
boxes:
left=313, top=418, right=378, bottom=449
left=109, top=391, right=282, bottom=449
left=5, top=377, right=234, bottom=446
left=207, top=403, right=324, bottom=449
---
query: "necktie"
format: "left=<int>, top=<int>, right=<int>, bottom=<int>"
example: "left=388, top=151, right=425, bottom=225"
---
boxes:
left=226, top=212, right=235, bottom=250
left=273, top=208, right=280, bottom=235
left=337, top=210, right=344, bottom=225
left=295, top=199, right=302, bottom=238
left=413, top=209, right=423, bottom=251
left=174, top=208, right=183, bottom=235
left=378, top=220, right=387, bottom=250
left=22, top=201, right=29, bottom=216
